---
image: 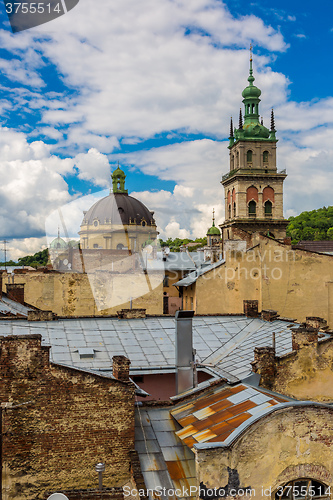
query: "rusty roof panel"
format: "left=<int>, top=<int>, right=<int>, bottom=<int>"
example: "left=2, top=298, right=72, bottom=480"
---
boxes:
left=226, top=412, right=251, bottom=428
left=177, top=414, right=198, bottom=427
left=176, top=425, right=196, bottom=440
left=183, top=436, right=197, bottom=448
left=210, top=399, right=233, bottom=413
left=192, top=428, right=217, bottom=443
left=192, top=406, right=215, bottom=420
left=225, top=399, right=257, bottom=416
left=190, top=417, right=215, bottom=432
left=210, top=429, right=234, bottom=442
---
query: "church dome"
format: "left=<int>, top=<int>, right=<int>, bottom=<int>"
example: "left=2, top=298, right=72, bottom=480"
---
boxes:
left=82, top=192, right=155, bottom=226
left=242, top=121, right=270, bottom=139
left=49, top=236, right=67, bottom=249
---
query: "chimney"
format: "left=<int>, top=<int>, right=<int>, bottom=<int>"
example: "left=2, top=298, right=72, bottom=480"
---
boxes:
left=112, top=355, right=131, bottom=381
left=291, top=325, right=318, bottom=351
left=261, top=309, right=279, bottom=322
left=305, top=317, right=327, bottom=330
left=6, top=283, right=25, bottom=304
left=251, top=346, right=276, bottom=389
left=243, top=300, right=259, bottom=318
left=175, top=310, right=195, bottom=395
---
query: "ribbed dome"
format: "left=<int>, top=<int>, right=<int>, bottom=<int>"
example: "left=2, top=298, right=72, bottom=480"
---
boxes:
left=82, top=193, right=155, bottom=226
left=242, top=84, right=261, bottom=99
left=49, top=236, right=67, bottom=249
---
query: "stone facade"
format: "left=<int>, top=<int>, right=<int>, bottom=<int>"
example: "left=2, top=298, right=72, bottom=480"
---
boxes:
left=0, top=335, right=135, bottom=499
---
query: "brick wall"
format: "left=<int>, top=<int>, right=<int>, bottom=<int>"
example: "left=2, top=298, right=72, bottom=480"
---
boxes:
left=0, top=335, right=135, bottom=500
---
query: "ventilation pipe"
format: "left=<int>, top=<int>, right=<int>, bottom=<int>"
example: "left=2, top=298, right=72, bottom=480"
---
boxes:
left=175, top=310, right=195, bottom=395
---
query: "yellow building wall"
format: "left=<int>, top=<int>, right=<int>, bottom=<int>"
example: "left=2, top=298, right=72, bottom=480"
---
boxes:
left=3, top=272, right=163, bottom=316
left=183, top=235, right=333, bottom=325
left=196, top=407, right=333, bottom=500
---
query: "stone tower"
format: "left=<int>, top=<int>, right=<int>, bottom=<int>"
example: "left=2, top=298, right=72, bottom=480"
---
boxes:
left=220, top=52, right=288, bottom=247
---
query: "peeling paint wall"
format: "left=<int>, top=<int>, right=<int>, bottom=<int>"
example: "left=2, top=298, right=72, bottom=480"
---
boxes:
left=182, top=235, right=333, bottom=325
left=195, top=406, right=333, bottom=500
left=3, top=272, right=163, bottom=316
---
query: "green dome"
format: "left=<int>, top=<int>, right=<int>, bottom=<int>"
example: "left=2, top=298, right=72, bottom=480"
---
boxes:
left=49, top=236, right=67, bottom=250
left=207, top=225, right=220, bottom=236
left=242, top=84, right=261, bottom=99
left=242, top=121, right=270, bottom=139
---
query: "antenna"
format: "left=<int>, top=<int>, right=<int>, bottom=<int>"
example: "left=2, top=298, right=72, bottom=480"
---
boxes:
left=1, top=240, right=9, bottom=271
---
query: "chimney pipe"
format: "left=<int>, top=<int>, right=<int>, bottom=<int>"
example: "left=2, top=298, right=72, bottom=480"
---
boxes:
left=175, top=310, right=195, bottom=395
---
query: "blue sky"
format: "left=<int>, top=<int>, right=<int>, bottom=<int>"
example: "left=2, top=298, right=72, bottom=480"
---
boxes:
left=0, top=0, right=332, bottom=258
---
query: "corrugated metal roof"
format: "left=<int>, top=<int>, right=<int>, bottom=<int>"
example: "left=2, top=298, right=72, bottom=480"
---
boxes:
left=0, top=316, right=300, bottom=382
left=171, top=383, right=290, bottom=449
left=0, top=296, right=33, bottom=317
left=135, top=406, right=196, bottom=499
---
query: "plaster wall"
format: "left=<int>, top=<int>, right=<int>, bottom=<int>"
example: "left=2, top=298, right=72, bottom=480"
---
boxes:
left=196, top=406, right=333, bottom=500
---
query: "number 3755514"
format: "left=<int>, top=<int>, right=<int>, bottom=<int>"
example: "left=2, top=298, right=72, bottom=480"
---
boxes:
left=5, top=3, right=61, bottom=14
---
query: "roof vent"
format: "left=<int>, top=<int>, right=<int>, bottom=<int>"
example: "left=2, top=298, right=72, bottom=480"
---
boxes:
left=77, top=348, right=95, bottom=359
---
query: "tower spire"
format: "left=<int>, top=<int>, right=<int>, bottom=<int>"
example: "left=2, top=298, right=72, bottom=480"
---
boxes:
left=239, top=108, right=243, bottom=130
left=271, top=108, right=276, bottom=132
left=212, top=208, right=215, bottom=227
left=229, top=117, right=234, bottom=138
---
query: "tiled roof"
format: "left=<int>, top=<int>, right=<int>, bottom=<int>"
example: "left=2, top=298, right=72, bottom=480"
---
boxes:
left=0, top=316, right=299, bottom=383
left=135, top=406, right=196, bottom=499
left=171, top=383, right=290, bottom=449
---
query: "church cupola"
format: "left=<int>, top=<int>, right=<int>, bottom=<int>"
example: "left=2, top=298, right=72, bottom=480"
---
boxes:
left=112, top=164, right=128, bottom=194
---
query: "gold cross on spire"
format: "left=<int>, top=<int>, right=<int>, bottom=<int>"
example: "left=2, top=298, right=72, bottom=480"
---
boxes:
left=250, top=43, right=253, bottom=61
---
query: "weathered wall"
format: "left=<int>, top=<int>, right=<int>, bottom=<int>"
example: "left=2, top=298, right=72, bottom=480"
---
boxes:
left=0, top=335, right=135, bottom=499
left=196, top=406, right=333, bottom=500
left=272, top=339, right=333, bottom=402
left=3, top=271, right=163, bottom=316
left=182, top=235, right=333, bottom=325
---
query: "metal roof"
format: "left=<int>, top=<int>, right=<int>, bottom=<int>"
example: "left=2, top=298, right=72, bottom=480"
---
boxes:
left=0, top=316, right=299, bottom=382
left=171, top=383, right=291, bottom=449
left=0, top=296, right=33, bottom=317
left=163, top=252, right=206, bottom=271
left=174, top=259, right=225, bottom=287
left=135, top=406, right=196, bottom=499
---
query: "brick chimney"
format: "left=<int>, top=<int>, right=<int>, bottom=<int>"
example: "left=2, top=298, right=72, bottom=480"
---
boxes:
left=291, top=325, right=318, bottom=351
left=112, top=355, right=131, bottom=381
left=251, top=346, right=276, bottom=389
left=6, top=283, right=25, bottom=304
left=261, top=309, right=279, bottom=322
left=305, top=317, right=327, bottom=330
left=243, top=300, right=259, bottom=318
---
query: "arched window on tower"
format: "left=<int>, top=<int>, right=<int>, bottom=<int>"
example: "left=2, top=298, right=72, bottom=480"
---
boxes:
left=233, top=202, right=236, bottom=217
left=247, top=150, right=252, bottom=163
left=264, top=200, right=272, bottom=217
left=248, top=200, right=256, bottom=217
left=263, top=151, right=269, bottom=163
left=228, top=204, right=231, bottom=219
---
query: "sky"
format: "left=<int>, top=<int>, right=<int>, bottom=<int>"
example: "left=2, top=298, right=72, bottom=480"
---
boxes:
left=0, top=0, right=333, bottom=259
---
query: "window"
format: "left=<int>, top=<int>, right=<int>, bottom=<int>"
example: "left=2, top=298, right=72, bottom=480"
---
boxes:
left=247, top=150, right=252, bottom=163
left=248, top=200, right=256, bottom=217
left=142, top=221, right=146, bottom=227
left=93, top=244, right=99, bottom=248
left=163, top=275, right=169, bottom=287
left=117, top=243, right=124, bottom=250
left=263, top=150, right=269, bottom=163
left=265, top=200, right=272, bottom=216
left=275, top=479, right=330, bottom=499
left=228, top=204, right=231, bottom=219
left=233, top=202, right=236, bottom=217
left=93, top=220, right=98, bottom=227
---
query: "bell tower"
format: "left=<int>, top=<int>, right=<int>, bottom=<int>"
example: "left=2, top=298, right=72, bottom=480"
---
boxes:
left=220, top=49, right=288, bottom=246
